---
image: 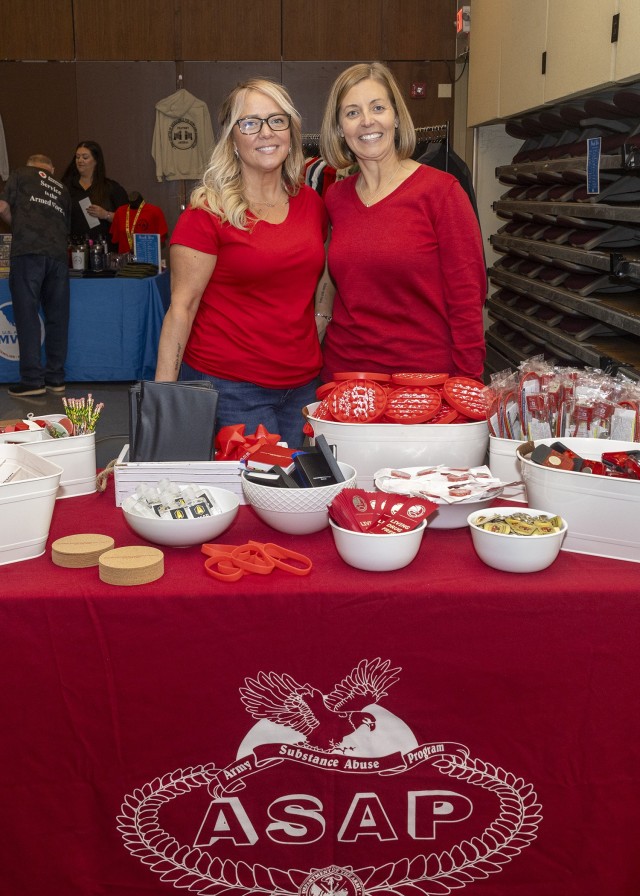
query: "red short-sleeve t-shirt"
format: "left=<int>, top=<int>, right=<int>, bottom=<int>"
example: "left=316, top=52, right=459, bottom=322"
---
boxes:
left=171, top=185, right=328, bottom=389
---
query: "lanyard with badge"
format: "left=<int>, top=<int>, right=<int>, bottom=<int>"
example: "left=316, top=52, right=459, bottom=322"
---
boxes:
left=125, top=200, right=145, bottom=251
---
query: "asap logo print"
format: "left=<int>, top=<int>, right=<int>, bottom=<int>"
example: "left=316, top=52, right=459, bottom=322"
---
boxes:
left=118, top=658, right=541, bottom=895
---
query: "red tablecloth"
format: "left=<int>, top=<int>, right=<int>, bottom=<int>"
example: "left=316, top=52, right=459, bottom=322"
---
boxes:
left=1, top=479, right=639, bottom=895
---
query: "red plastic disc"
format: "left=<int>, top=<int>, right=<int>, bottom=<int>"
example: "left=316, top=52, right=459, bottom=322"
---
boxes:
left=390, top=372, right=449, bottom=387
left=333, top=371, right=392, bottom=383
left=383, top=386, right=441, bottom=424
left=442, top=377, right=487, bottom=421
left=308, top=398, right=334, bottom=420
left=425, top=403, right=458, bottom=425
left=327, top=380, right=388, bottom=423
left=315, top=381, right=336, bottom=400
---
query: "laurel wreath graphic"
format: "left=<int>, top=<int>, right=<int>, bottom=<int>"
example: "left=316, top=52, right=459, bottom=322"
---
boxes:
left=117, top=748, right=542, bottom=896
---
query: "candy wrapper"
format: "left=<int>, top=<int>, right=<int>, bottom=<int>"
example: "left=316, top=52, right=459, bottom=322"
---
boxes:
left=374, top=465, right=505, bottom=504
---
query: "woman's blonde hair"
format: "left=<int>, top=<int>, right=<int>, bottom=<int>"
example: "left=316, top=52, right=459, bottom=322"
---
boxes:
left=190, top=78, right=304, bottom=231
left=320, top=62, right=416, bottom=170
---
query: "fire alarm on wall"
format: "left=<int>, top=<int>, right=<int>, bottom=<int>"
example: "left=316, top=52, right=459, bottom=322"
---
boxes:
left=411, top=82, right=427, bottom=99
left=456, top=5, right=470, bottom=33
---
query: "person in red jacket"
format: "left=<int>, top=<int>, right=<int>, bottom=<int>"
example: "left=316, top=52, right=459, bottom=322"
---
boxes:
left=319, top=62, right=487, bottom=383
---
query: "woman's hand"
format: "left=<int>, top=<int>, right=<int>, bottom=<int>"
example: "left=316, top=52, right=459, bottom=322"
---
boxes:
left=88, top=204, right=113, bottom=223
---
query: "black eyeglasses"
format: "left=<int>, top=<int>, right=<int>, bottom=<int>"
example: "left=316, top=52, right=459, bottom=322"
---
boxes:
left=235, top=114, right=291, bottom=136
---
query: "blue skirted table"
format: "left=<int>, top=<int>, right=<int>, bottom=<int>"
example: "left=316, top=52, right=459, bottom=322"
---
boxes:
left=0, top=271, right=170, bottom=382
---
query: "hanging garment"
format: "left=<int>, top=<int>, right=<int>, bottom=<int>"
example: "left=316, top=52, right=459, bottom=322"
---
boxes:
left=152, top=89, right=215, bottom=182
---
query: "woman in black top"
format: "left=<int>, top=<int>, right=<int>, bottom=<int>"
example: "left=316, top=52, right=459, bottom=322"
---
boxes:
left=62, top=140, right=127, bottom=246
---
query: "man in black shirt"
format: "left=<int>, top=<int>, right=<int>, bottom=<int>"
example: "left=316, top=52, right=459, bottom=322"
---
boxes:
left=0, top=154, right=71, bottom=396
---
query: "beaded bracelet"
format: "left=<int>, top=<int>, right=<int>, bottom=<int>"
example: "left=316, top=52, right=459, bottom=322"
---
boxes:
left=315, top=312, right=332, bottom=322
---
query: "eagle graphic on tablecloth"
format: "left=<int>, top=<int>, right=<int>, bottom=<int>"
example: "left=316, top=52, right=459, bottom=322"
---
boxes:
left=240, top=658, right=401, bottom=752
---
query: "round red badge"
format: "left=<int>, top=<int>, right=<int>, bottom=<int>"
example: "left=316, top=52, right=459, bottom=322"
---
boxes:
left=315, top=381, right=336, bottom=400
left=442, top=377, right=487, bottom=421
left=425, top=402, right=458, bottom=425
left=333, top=371, right=392, bottom=383
left=390, top=372, right=449, bottom=387
left=383, top=386, right=442, bottom=424
left=328, top=380, right=388, bottom=423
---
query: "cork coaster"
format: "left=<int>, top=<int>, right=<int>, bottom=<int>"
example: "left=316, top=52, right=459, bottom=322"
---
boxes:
left=52, top=533, right=116, bottom=568
left=98, top=546, right=164, bottom=586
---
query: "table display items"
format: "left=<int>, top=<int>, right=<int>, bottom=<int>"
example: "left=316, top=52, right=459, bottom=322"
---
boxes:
left=98, top=545, right=165, bottom=585
left=467, top=506, right=568, bottom=573
left=121, top=480, right=239, bottom=547
left=486, top=356, right=640, bottom=443
left=201, top=540, right=312, bottom=582
left=0, top=398, right=103, bottom=498
left=241, top=462, right=357, bottom=535
left=0, top=445, right=63, bottom=565
left=51, top=533, right=116, bottom=568
left=518, top=437, right=640, bottom=563
left=306, top=406, right=488, bottom=491
left=310, top=371, right=487, bottom=427
left=327, top=488, right=436, bottom=571
left=373, top=464, right=505, bottom=529
left=128, top=380, right=218, bottom=462
left=526, top=440, right=640, bottom=479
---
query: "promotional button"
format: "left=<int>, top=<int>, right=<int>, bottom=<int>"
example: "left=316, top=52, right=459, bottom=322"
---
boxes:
left=442, top=376, right=487, bottom=421
left=328, top=380, right=388, bottom=423
left=384, top=386, right=441, bottom=424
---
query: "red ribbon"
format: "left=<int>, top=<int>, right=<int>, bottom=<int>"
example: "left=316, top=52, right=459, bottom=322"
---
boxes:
left=214, top=424, right=282, bottom=461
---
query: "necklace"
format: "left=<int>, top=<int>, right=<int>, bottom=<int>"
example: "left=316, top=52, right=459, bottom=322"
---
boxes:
left=357, top=163, right=402, bottom=207
left=125, top=201, right=146, bottom=250
left=245, top=192, right=289, bottom=208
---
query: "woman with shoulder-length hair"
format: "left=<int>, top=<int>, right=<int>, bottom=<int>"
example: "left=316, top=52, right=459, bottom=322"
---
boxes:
left=319, top=62, right=486, bottom=383
left=155, top=78, right=330, bottom=448
left=62, top=139, right=127, bottom=245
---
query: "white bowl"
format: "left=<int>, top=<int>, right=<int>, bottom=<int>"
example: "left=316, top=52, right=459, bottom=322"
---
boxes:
left=467, top=506, right=567, bottom=573
left=428, top=492, right=502, bottom=529
left=241, top=462, right=356, bottom=535
left=123, top=486, right=239, bottom=547
left=329, top=518, right=427, bottom=571
left=307, top=402, right=488, bottom=489
left=519, top=437, right=640, bottom=563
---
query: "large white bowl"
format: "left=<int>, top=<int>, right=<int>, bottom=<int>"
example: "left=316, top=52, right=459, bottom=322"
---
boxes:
left=329, top=518, right=427, bottom=571
left=241, top=462, right=357, bottom=535
left=123, top=486, right=239, bottom=547
left=519, top=437, right=640, bottom=563
left=467, top=506, right=567, bottom=573
left=307, top=402, right=488, bottom=489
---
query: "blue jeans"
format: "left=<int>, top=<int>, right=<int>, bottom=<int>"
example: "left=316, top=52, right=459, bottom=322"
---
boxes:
left=181, top=362, right=318, bottom=449
left=9, top=254, right=70, bottom=386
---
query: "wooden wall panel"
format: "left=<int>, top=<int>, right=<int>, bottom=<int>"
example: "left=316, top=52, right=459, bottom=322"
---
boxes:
left=387, top=60, right=454, bottom=128
left=383, top=0, right=456, bottom=60
left=182, top=60, right=282, bottom=130
left=283, top=0, right=382, bottom=61
left=0, top=62, right=77, bottom=173
left=282, top=61, right=362, bottom=133
left=180, top=0, right=281, bottom=61
left=73, top=0, right=176, bottom=60
left=0, top=0, right=74, bottom=60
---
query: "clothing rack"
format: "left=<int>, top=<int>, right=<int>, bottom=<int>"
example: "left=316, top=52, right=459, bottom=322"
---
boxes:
left=413, top=122, right=449, bottom=169
left=302, top=133, right=321, bottom=155
left=302, top=122, right=450, bottom=165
